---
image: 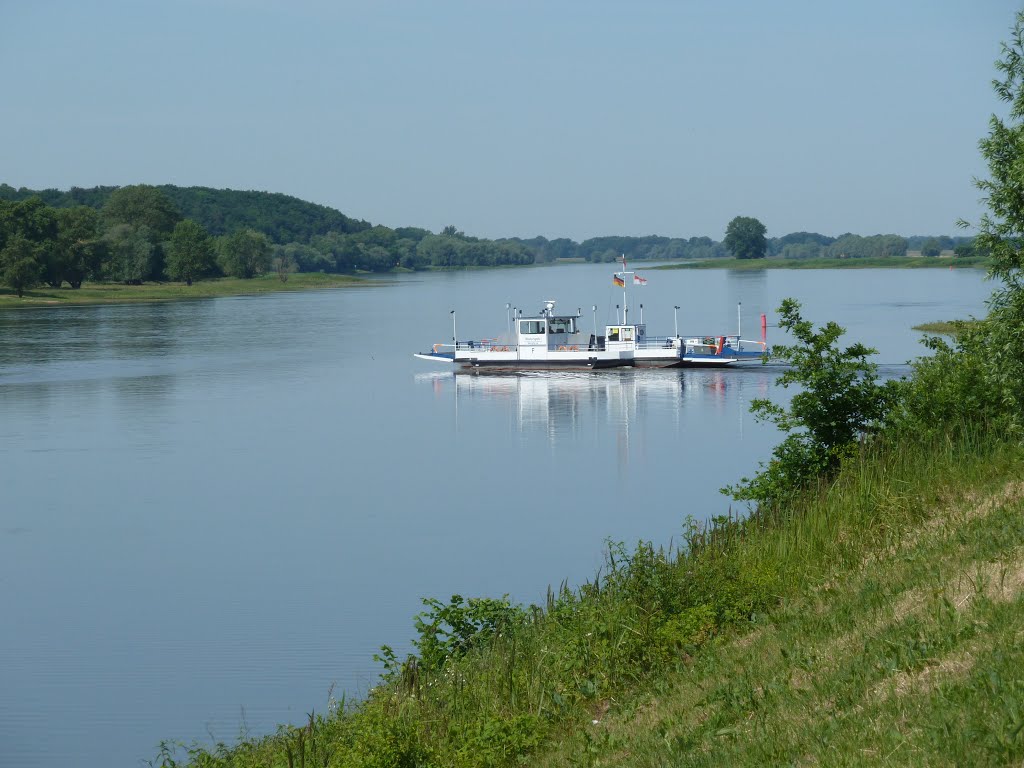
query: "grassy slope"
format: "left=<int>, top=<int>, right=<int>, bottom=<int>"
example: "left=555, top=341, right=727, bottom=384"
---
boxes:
left=537, top=433, right=1024, bottom=767
left=0, top=273, right=363, bottom=308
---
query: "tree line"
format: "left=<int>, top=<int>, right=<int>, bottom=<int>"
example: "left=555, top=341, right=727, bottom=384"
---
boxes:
left=1, top=183, right=978, bottom=296
left=725, top=217, right=978, bottom=261
left=0, top=186, right=540, bottom=295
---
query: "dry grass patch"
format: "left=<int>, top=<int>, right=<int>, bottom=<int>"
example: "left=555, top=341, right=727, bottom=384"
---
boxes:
left=906, top=479, right=1024, bottom=551
left=948, top=548, right=1024, bottom=609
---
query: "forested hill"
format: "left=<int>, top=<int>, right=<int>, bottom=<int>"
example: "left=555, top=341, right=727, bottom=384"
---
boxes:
left=2, top=182, right=973, bottom=290
left=0, top=184, right=370, bottom=244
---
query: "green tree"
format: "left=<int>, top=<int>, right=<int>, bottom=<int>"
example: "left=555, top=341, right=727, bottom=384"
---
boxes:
left=723, top=216, right=767, bottom=259
left=217, top=228, right=270, bottom=278
left=103, top=224, right=156, bottom=284
left=0, top=197, right=59, bottom=293
left=953, top=241, right=975, bottom=259
left=52, top=206, right=103, bottom=288
left=271, top=252, right=297, bottom=282
left=0, top=234, right=42, bottom=297
left=100, top=185, right=182, bottom=238
left=973, top=14, right=1024, bottom=288
left=0, top=197, right=57, bottom=254
left=947, top=9, right=1024, bottom=432
left=920, top=237, right=941, bottom=257
left=166, top=219, right=215, bottom=285
left=725, top=299, right=900, bottom=508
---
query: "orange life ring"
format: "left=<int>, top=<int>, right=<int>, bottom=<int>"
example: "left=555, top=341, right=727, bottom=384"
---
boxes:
left=557, top=345, right=567, bottom=351
left=569, top=345, right=579, bottom=351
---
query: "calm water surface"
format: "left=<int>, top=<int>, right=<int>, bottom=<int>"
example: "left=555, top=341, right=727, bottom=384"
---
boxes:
left=0, top=264, right=992, bottom=766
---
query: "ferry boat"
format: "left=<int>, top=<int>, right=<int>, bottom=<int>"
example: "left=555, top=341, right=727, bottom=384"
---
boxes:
left=414, top=300, right=635, bottom=370
left=414, top=258, right=768, bottom=370
left=413, top=300, right=766, bottom=371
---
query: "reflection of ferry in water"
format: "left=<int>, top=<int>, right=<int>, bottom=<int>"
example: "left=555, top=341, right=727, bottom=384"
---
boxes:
left=414, top=299, right=768, bottom=371
left=415, top=368, right=772, bottom=451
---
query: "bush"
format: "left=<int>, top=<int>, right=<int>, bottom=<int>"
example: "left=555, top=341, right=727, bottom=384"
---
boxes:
left=724, top=298, right=901, bottom=508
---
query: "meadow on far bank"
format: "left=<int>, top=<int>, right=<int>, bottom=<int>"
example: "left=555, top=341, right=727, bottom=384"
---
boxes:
left=0, top=272, right=363, bottom=309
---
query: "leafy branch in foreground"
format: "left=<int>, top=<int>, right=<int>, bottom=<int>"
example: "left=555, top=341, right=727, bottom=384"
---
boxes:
left=724, top=298, right=900, bottom=508
left=936, top=9, right=1024, bottom=436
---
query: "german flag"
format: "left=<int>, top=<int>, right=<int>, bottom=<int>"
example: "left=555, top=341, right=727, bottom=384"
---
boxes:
left=612, top=274, right=625, bottom=287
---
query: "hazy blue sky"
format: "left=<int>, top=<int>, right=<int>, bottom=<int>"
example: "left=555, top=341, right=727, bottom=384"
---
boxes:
left=1, top=1, right=1020, bottom=242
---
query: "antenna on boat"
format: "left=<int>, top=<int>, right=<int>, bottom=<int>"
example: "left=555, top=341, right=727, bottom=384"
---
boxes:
left=451, top=309, right=456, bottom=349
left=592, top=305, right=597, bottom=348
left=674, top=305, right=680, bottom=338
left=737, top=302, right=742, bottom=339
left=506, top=303, right=511, bottom=339
left=640, top=303, right=643, bottom=324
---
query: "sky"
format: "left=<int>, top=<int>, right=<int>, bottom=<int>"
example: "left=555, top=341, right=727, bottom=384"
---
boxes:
left=1, top=0, right=1021, bottom=242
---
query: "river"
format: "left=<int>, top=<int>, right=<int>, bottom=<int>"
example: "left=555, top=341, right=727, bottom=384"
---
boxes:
left=0, top=263, right=992, bottom=767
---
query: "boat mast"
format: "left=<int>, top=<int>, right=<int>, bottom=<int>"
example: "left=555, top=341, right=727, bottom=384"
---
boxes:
left=618, top=254, right=632, bottom=324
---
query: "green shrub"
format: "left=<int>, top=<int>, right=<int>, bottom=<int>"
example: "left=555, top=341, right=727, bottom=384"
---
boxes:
left=724, top=298, right=901, bottom=509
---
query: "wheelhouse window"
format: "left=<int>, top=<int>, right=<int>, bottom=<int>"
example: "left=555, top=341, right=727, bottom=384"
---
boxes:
left=520, top=320, right=545, bottom=334
left=548, top=318, right=573, bottom=334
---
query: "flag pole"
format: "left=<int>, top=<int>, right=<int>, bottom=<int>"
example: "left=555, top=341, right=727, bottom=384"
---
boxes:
left=621, top=254, right=628, bottom=323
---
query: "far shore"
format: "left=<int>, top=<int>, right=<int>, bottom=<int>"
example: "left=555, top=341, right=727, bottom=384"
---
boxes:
left=0, top=273, right=365, bottom=309
left=653, top=255, right=989, bottom=270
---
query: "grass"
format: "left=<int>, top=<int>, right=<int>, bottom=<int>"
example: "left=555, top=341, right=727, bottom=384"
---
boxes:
left=154, top=424, right=1024, bottom=767
left=0, top=272, right=364, bottom=309
left=913, top=320, right=982, bottom=336
left=536, top=428, right=1024, bottom=767
left=654, top=256, right=990, bottom=271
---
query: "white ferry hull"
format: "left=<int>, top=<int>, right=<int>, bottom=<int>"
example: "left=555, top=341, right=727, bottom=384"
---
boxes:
left=455, top=349, right=632, bottom=370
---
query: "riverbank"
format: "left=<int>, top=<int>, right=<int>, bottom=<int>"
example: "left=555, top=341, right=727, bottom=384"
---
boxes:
left=654, top=255, right=990, bottom=270
left=913, top=320, right=980, bottom=335
left=160, top=424, right=1024, bottom=767
left=0, top=273, right=364, bottom=309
